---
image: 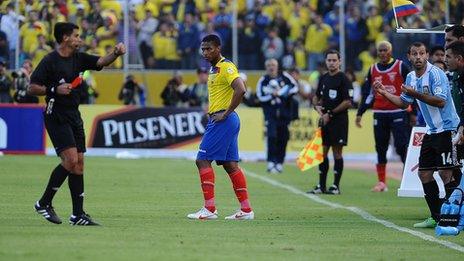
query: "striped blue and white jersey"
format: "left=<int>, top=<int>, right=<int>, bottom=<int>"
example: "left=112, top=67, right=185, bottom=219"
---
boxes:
left=400, top=62, right=459, bottom=134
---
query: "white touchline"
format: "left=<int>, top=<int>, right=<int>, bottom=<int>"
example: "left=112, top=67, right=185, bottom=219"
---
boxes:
left=243, top=169, right=464, bottom=253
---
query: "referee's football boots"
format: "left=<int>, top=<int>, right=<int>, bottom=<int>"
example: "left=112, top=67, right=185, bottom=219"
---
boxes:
left=69, top=213, right=100, bottom=226
left=34, top=201, right=62, bottom=224
left=307, top=185, right=326, bottom=194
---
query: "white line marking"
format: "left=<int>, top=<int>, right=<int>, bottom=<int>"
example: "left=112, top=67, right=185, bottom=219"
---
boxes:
left=244, top=169, right=464, bottom=253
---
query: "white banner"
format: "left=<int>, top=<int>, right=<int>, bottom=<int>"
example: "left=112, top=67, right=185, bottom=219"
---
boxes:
left=398, top=127, right=445, bottom=197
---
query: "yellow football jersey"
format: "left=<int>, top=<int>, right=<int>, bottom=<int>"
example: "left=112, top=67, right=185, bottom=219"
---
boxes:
left=207, top=57, right=240, bottom=113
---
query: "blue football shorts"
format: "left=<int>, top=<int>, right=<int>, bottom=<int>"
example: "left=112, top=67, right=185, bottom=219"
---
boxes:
left=197, top=111, right=240, bottom=164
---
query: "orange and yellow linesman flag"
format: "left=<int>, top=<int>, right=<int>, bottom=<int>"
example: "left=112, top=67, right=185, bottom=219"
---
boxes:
left=296, top=128, right=324, bottom=171
left=392, top=0, right=419, bottom=17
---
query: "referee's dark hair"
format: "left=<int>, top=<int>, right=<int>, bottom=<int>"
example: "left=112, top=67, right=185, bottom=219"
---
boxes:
left=325, top=49, right=340, bottom=59
left=54, top=22, right=79, bottom=44
left=445, top=25, right=464, bottom=38
left=201, top=34, right=221, bottom=47
left=408, top=42, right=428, bottom=54
left=446, top=41, right=464, bottom=57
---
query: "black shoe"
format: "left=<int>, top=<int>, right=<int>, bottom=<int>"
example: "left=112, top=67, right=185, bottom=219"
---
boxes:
left=326, top=185, right=340, bottom=195
left=34, top=201, right=62, bottom=224
left=307, top=185, right=326, bottom=194
left=69, top=213, right=100, bottom=226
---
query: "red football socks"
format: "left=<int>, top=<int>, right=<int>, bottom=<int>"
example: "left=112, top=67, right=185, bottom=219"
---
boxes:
left=199, top=167, right=215, bottom=212
left=376, top=163, right=386, bottom=183
left=228, top=168, right=252, bottom=213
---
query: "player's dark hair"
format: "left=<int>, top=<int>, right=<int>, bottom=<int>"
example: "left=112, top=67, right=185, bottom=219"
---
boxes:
left=54, top=22, right=79, bottom=44
left=408, top=42, right=428, bottom=54
left=430, top=45, right=445, bottom=55
left=433, top=60, right=447, bottom=69
left=201, top=34, right=221, bottom=47
left=445, top=25, right=464, bottom=38
left=446, top=41, right=464, bottom=58
left=325, top=49, right=340, bottom=59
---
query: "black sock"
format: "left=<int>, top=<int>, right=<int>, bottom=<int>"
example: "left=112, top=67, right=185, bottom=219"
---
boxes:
left=68, top=174, right=84, bottom=216
left=39, top=164, right=70, bottom=206
left=422, top=181, right=443, bottom=222
left=445, top=179, right=459, bottom=199
left=333, top=158, right=344, bottom=187
left=318, top=158, right=329, bottom=190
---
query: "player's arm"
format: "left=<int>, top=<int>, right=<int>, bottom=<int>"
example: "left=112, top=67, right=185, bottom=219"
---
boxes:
left=224, top=77, right=246, bottom=116
left=96, top=43, right=126, bottom=68
left=402, top=84, right=445, bottom=108
left=373, top=81, right=410, bottom=109
left=356, top=71, right=373, bottom=128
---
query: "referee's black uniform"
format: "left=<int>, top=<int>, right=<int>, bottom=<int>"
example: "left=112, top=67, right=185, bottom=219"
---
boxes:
left=31, top=51, right=102, bottom=155
left=30, top=22, right=123, bottom=226
left=316, top=72, right=352, bottom=147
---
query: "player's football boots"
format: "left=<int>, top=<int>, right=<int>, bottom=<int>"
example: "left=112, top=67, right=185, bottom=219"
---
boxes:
left=225, top=209, right=254, bottom=220
left=371, top=182, right=388, bottom=192
left=187, top=207, right=218, bottom=220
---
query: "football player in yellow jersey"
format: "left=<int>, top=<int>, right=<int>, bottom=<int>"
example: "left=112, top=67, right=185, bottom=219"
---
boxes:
left=187, top=35, right=254, bottom=220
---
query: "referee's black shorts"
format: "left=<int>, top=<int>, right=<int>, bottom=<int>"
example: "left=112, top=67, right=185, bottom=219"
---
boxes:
left=321, top=114, right=348, bottom=147
left=44, top=110, right=86, bottom=155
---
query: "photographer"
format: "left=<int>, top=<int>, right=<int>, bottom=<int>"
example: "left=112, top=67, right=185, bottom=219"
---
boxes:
left=12, top=60, right=38, bottom=104
left=118, top=74, right=144, bottom=105
left=0, top=60, right=13, bottom=103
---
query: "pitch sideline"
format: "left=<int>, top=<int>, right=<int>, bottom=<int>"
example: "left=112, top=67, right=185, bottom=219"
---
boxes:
left=243, top=169, right=464, bottom=254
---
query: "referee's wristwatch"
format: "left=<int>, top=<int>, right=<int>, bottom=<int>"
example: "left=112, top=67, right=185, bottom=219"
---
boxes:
left=46, top=86, right=56, bottom=96
left=327, top=110, right=334, bottom=118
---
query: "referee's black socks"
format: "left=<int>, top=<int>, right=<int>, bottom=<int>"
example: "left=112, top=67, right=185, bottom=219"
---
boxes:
left=318, top=158, right=329, bottom=190
left=39, top=164, right=70, bottom=206
left=334, top=158, right=344, bottom=188
left=422, top=181, right=442, bottom=222
left=68, top=174, right=84, bottom=216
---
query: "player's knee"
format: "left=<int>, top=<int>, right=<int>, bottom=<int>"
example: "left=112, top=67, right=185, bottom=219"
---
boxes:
left=196, top=159, right=209, bottom=170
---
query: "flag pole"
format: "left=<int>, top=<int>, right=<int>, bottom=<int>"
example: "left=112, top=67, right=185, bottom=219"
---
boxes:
left=392, top=0, right=400, bottom=29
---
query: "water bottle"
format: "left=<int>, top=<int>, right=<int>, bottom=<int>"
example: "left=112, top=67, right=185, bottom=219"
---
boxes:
left=441, top=201, right=451, bottom=215
left=449, top=201, right=460, bottom=215
left=435, top=226, right=460, bottom=236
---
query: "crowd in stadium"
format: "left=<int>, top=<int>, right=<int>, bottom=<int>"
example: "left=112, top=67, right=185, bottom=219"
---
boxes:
left=0, top=0, right=463, bottom=73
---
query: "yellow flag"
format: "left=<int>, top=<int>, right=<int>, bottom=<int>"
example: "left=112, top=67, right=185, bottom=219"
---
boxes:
left=296, top=128, right=324, bottom=171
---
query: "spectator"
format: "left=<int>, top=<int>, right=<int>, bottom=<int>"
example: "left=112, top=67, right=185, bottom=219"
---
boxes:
left=0, top=30, right=8, bottom=64
left=1, top=3, right=22, bottom=69
left=185, top=67, right=209, bottom=108
left=86, top=1, right=104, bottom=31
left=238, top=14, right=261, bottom=70
left=96, top=16, right=118, bottom=53
left=345, top=68, right=361, bottom=107
left=136, top=9, right=158, bottom=68
left=365, top=5, right=383, bottom=44
left=177, top=13, right=200, bottom=69
left=305, top=14, right=333, bottom=71
left=0, top=61, right=13, bottom=103
left=30, top=34, right=53, bottom=67
left=250, top=1, right=270, bottom=41
left=172, top=0, right=196, bottom=22
left=213, top=2, right=232, bottom=56
left=261, top=27, right=284, bottom=62
left=345, top=6, right=368, bottom=70
left=134, top=0, right=159, bottom=22
left=20, top=10, right=47, bottom=58
left=270, top=10, right=289, bottom=49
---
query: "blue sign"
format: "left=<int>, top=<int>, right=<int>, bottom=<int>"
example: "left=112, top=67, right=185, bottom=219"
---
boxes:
left=0, top=104, right=45, bottom=154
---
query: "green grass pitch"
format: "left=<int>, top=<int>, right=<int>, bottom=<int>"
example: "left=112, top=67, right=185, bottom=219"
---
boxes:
left=0, top=155, right=463, bottom=260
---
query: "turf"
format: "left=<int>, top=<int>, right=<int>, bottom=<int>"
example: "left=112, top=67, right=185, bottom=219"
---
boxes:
left=0, top=155, right=463, bottom=260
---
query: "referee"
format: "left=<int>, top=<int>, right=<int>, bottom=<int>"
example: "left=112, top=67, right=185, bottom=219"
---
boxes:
left=308, top=50, right=353, bottom=195
left=28, top=22, right=125, bottom=225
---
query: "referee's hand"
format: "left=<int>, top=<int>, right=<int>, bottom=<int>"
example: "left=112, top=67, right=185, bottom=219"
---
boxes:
left=56, top=83, right=72, bottom=95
